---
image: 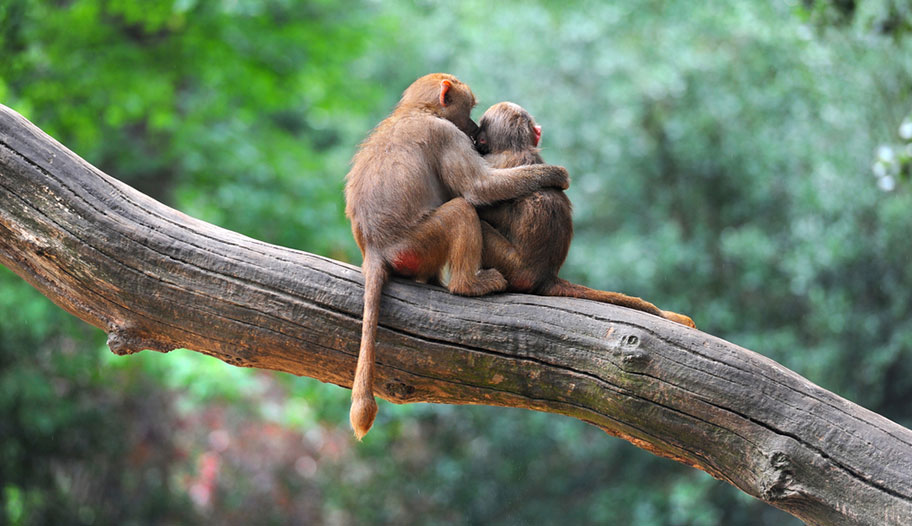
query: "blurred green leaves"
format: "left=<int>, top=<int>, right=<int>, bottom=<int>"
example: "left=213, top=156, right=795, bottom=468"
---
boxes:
left=1, top=0, right=388, bottom=260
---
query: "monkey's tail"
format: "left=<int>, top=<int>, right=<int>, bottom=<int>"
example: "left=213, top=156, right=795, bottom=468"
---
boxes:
left=544, top=278, right=665, bottom=316
left=350, top=253, right=389, bottom=440
left=544, top=278, right=696, bottom=328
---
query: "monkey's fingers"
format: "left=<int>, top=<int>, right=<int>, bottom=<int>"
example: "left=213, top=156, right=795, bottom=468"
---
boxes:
left=662, top=310, right=696, bottom=329
left=550, top=166, right=570, bottom=190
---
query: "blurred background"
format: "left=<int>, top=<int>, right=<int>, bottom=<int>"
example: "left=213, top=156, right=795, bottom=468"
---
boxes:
left=2, top=1, right=912, bottom=524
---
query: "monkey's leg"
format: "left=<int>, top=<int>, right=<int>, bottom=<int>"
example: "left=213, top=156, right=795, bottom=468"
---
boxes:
left=480, top=221, right=541, bottom=292
left=480, top=190, right=573, bottom=293
left=388, top=198, right=506, bottom=296
left=477, top=203, right=515, bottom=234
left=508, top=190, right=573, bottom=275
left=480, top=221, right=519, bottom=272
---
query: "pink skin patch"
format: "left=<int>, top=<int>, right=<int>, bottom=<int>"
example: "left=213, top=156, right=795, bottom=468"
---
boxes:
left=532, top=125, right=542, bottom=147
left=392, top=250, right=422, bottom=276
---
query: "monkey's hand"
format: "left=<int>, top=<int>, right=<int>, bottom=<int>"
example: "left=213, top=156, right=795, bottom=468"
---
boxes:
left=542, top=165, right=570, bottom=190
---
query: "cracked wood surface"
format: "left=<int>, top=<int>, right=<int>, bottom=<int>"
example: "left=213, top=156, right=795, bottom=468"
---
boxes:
left=1, top=104, right=911, bottom=526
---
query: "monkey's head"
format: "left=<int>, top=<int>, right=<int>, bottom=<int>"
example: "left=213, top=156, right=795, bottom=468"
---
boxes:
left=475, top=102, right=542, bottom=156
left=400, top=73, right=479, bottom=139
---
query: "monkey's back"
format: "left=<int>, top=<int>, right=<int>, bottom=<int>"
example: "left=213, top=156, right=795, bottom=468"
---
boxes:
left=484, top=149, right=545, bottom=169
left=480, top=149, right=573, bottom=291
left=345, top=113, right=457, bottom=250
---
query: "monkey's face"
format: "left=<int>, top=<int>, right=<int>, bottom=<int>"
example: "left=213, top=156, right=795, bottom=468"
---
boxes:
left=474, top=126, right=491, bottom=155
left=449, top=109, right=479, bottom=140
left=441, top=83, right=479, bottom=140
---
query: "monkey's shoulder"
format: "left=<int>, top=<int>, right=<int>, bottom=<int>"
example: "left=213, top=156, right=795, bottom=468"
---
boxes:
left=403, top=111, right=466, bottom=138
left=359, top=115, right=468, bottom=161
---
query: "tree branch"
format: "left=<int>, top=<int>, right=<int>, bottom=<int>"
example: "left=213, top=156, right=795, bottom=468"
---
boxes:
left=1, top=104, right=910, bottom=526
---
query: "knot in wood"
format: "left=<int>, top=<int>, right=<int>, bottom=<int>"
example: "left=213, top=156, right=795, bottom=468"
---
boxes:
left=620, top=348, right=650, bottom=371
left=106, top=327, right=174, bottom=356
left=385, top=381, right=417, bottom=401
left=107, top=330, right=141, bottom=355
left=770, top=451, right=790, bottom=469
left=622, top=334, right=640, bottom=347
left=611, top=331, right=650, bottom=371
left=761, top=451, right=800, bottom=502
left=221, top=355, right=251, bottom=368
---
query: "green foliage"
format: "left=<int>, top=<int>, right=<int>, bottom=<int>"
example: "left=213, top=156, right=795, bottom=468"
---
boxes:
left=799, top=0, right=912, bottom=37
left=0, top=269, right=199, bottom=525
left=1, top=0, right=387, bottom=260
left=2, top=0, right=912, bottom=524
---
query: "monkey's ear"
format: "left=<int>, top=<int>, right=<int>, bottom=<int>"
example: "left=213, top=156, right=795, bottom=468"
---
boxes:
left=439, top=80, right=452, bottom=106
left=532, top=125, right=542, bottom=147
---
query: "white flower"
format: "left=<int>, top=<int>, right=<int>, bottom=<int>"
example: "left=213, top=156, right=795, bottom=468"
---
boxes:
left=878, top=175, right=896, bottom=192
left=872, top=161, right=887, bottom=178
left=900, top=118, right=912, bottom=140
left=877, top=145, right=895, bottom=163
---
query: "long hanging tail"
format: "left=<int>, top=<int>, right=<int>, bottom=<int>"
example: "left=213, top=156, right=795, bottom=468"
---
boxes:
left=350, top=253, right=389, bottom=440
left=544, top=278, right=696, bottom=328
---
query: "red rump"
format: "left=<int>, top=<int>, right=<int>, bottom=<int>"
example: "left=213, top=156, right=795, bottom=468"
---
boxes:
left=392, top=250, right=422, bottom=276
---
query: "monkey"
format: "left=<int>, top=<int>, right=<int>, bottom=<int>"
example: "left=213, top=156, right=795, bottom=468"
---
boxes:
left=344, top=75, right=570, bottom=440
left=474, top=102, right=695, bottom=328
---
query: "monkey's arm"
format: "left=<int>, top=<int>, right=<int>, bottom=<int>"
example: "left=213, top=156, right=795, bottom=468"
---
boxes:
left=464, top=164, right=569, bottom=206
left=437, top=136, right=570, bottom=206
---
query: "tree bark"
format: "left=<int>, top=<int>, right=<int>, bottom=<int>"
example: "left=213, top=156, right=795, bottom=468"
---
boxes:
left=1, top=104, right=910, bottom=526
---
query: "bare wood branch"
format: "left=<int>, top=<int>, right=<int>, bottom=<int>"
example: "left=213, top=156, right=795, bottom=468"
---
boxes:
left=1, top=104, right=910, bottom=526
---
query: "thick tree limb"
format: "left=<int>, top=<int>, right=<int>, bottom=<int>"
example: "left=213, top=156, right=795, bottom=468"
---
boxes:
left=1, top=104, right=910, bottom=525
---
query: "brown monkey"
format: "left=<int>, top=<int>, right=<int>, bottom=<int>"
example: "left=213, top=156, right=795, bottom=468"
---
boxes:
left=475, top=102, right=695, bottom=328
left=344, top=75, right=570, bottom=439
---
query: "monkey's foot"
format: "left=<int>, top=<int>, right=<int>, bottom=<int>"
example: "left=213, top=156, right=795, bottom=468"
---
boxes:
left=450, top=268, right=508, bottom=296
left=662, top=310, right=696, bottom=329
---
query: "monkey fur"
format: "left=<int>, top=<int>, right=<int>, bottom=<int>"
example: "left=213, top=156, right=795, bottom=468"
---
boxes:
left=344, top=76, right=570, bottom=439
left=475, top=102, right=695, bottom=328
